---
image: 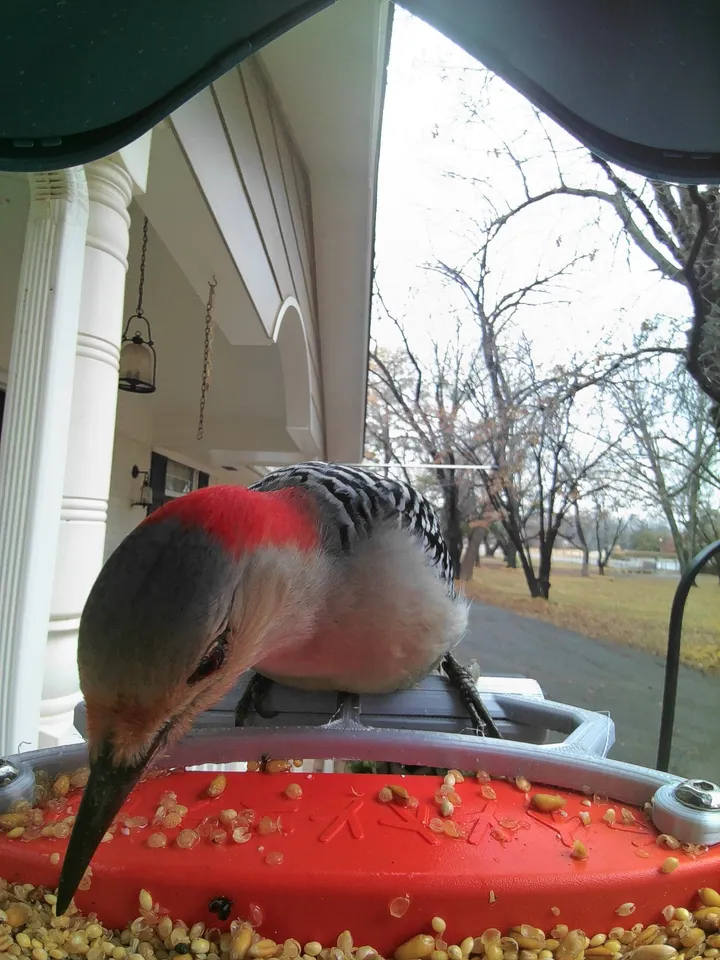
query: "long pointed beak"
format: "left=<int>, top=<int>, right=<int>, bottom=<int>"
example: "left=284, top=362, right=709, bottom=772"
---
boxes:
left=56, top=735, right=159, bottom=915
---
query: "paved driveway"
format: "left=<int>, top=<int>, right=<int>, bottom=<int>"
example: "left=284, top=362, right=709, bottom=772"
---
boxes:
left=458, top=601, right=720, bottom=782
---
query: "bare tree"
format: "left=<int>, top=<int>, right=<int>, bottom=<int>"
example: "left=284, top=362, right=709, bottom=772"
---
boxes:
left=455, top=66, right=720, bottom=407
left=367, top=312, right=477, bottom=575
left=427, top=238, right=619, bottom=599
left=560, top=473, right=632, bottom=576
left=607, top=355, right=719, bottom=574
left=570, top=499, right=591, bottom=578
left=591, top=494, right=630, bottom=575
left=368, top=65, right=717, bottom=595
left=365, top=348, right=418, bottom=485
left=369, top=134, right=625, bottom=598
left=697, top=506, right=720, bottom=582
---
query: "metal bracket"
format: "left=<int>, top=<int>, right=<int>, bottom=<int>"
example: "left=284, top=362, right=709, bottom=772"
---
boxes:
left=74, top=674, right=581, bottom=747
left=652, top=778, right=720, bottom=846
left=0, top=756, right=37, bottom=812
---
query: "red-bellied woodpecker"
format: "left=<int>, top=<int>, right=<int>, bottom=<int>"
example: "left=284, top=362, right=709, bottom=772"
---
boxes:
left=57, top=461, right=499, bottom=913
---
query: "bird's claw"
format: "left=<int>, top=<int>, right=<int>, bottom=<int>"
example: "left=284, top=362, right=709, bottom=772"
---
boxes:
left=234, top=673, right=278, bottom=726
left=442, top=653, right=503, bottom=738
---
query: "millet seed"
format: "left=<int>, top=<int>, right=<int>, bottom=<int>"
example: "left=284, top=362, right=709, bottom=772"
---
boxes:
left=616, top=904, right=637, bottom=918
left=389, top=897, right=411, bottom=919
left=176, top=829, right=199, bottom=849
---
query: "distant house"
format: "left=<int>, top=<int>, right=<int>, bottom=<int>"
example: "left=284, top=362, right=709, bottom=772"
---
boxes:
left=659, top=536, right=678, bottom=556
left=0, top=0, right=392, bottom=754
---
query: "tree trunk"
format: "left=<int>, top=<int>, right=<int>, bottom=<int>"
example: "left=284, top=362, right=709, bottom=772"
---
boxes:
left=536, top=529, right=560, bottom=599
left=445, top=526, right=463, bottom=579
left=573, top=501, right=590, bottom=577
left=597, top=558, right=606, bottom=575
left=441, top=475, right=463, bottom=579
left=460, top=526, right=484, bottom=581
left=504, top=542, right=518, bottom=568
left=537, top=548, right=552, bottom=599
left=515, top=544, right=542, bottom=597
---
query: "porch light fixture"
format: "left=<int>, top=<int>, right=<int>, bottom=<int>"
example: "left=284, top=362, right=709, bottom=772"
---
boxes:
left=130, top=464, right=153, bottom=508
left=119, top=217, right=157, bottom=394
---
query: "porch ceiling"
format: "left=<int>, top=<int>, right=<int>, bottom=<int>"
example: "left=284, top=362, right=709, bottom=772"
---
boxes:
left=126, top=0, right=392, bottom=474
left=123, top=210, right=298, bottom=478
left=260, top=0, right=393, bottom=463
left=135, top=0, right=392, bottom=467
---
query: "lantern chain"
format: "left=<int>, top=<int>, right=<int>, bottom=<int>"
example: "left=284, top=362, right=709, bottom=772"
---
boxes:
left=197, top=276, right=217, bottom=441
left=136, top=217, right=149, bottom=319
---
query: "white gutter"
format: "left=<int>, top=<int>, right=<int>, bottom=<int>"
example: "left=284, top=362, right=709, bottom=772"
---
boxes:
left=353, top=463, right=496, bottom=471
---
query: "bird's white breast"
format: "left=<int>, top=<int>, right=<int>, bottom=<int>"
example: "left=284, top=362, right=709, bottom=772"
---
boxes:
left=254, top=522, right=469, bottom=694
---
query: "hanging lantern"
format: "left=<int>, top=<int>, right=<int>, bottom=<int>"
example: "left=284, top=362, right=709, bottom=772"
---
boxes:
left=119, top=217, right=157, bottom=394
left=119, top=320, right=156, bottom=393
left=130, top=465, right=153, bottom=508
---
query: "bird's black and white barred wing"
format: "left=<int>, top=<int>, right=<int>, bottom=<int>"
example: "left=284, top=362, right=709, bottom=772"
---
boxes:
left=249, top=461, right=455, bottom=592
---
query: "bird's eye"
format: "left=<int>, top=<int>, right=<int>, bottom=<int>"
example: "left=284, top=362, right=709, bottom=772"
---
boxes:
left=187, top=630, right=229, bottom=685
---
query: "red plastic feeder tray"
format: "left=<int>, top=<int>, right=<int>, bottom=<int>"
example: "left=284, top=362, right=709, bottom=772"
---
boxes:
left=2, top=770, right=720, bottom=955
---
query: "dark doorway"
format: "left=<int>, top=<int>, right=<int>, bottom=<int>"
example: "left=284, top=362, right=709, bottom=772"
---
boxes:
left=147, top=451, right=209, bottom=515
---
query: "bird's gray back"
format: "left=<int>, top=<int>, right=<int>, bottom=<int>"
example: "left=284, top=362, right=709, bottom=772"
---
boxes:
left=249, top=461, right=454, bottom=591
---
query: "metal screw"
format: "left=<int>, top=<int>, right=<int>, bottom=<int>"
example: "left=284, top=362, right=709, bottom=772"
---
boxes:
left=0, top=759, right=20, bottom=789
left=674, top=779, right=720, bottom=811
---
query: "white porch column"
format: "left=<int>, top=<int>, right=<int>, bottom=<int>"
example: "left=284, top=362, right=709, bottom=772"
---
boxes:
left=39, top=157, right=137, bottom=748
left=0, top=169, right=89, bottom=757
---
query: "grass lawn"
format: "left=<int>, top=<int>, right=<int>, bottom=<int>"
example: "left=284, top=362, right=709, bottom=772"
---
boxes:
left=462, top=562, right=720, bottom=673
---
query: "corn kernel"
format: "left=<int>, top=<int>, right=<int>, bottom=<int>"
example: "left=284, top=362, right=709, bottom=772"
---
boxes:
left=531, top=794, right=566, bottom=812
left=206, top=775, right=226, bottom=798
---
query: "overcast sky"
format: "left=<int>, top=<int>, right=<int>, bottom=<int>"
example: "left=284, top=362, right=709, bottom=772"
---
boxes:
left=372, top=9, right=690, bottom=368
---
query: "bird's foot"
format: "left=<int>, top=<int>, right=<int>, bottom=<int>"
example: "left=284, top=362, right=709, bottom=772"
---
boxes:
left=234, top=673, right=278, bottom=727
left=442, top=654, right=502, bottom=738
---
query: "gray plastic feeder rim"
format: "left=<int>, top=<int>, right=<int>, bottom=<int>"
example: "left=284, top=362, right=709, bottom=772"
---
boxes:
left=2, top=691, right=720, bottom=846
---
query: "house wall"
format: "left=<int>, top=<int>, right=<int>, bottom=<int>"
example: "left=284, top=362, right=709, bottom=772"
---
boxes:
left=104, top=359, right=239, bottom=560
left=0, top=50, right=326, bottom=571
left=238, top=58, right=323, bottom=439
left=105, top=431, right=226, bottom=561
left=106, top=432, right=149, bottom=560
left=105, top=397, right=227, bottom=562
left=239, top=58, right=322, bottom=435
left=143, top=56, right=324, bottom=446
left=104, top=394, right=154, bottom=561
left=99, top=53, right=326, bottom=557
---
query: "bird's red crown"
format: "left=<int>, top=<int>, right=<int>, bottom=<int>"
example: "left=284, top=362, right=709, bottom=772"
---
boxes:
left=140, top=484, right=319, bottom=557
